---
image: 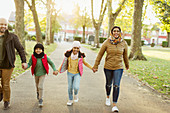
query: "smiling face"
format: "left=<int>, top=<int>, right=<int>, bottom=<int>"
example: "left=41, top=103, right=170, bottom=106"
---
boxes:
left=72, top=47, right=80, bottom=55
left=111, top=28, right=120, bottom=39
left=0, top=18, right=8, bottom=34
left=35, top=48, right=43, bottom=54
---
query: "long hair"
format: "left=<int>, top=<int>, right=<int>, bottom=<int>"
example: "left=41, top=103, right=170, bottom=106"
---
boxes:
left=64, top=49, right=85, bottom=58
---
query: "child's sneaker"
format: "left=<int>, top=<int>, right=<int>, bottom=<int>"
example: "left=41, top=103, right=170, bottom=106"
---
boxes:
left=74, top=95, right=79, bottom=102
left=105, top=98, right=111, bottom=106
left=67, top=100, right=73, bottom=106
left=37, top=92, right=39, bottom=100
left=112, top=106, right=119, bottom=112
left=39, top=99, right=43, bottom=107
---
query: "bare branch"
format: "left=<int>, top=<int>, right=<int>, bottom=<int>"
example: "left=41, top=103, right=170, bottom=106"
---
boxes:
left=39, top=0, right=46, bottom=6
left=24, top=0, right=32, bottom=9
left=99, top=0, right=105, bottom=16
left=91, top=0, right=96, bottom=25
left=99, top=2, right=107, bottom=24
left=113, top=0, right=126, bottom=16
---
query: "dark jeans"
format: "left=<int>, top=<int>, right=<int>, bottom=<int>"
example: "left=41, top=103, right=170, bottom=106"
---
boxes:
left=104, top=68, right=123, bottom=103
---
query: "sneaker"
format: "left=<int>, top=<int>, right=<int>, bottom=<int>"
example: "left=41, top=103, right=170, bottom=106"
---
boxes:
left=4, top=101, right=10, bottom=110
left=105, top=98, right=111, bottom=106
left=74, top=95, right=79, bottom=102
left=37, top=92, right=39, bottom=100
left=0, top=93, right=3, bottom=102
left=112, top=106, right=119, bottom=112
left=39, top=99, right=43, bottom=107
left=67, top=100, right=73, bottom=106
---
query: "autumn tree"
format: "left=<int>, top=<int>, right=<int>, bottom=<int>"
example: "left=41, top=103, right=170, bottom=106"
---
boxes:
left=70, top=5, right=92, bottom=43
left=107, top=0, right=126, bottom=37
left=114, top=0, right=133, bottom=38
left=91, top=0, right=107, bottom=48
left=151, top=0, right=170, bottom=47
left=25, top=0, right=43, bottom=43
left=14, top=0, right=25, bottom=49
left=129, top=0, right=147, bottom=61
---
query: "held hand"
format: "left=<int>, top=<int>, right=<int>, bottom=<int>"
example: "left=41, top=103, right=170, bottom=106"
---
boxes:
left=22, top=63, right=28, bottom=70
left=92, top=68, right=98, bottom=73
left=53, top=71, right=58, bottom=76
left=126, top=67, right=129, bottom=70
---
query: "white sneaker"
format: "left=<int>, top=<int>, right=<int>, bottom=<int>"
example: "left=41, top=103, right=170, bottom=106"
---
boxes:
left=112, top=106, right=119, bottom=112
left=67, top=100, right=73, bottom=106
left=39, top=99, right=43, bottom=107
left=105, top=98, right=111, bottom=106
left=74, top=95, right=79, bottom=102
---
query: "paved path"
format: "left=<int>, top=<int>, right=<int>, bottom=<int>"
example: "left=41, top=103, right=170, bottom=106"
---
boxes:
left=0, top=42, right=169, bottom=113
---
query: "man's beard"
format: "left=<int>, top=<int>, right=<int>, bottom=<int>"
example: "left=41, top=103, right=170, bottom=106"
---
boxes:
left=0, top=28, right=6, bottom=33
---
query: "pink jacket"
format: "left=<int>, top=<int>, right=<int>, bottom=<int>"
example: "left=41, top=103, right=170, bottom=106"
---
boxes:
left=59, top=57, right=84, bottom=76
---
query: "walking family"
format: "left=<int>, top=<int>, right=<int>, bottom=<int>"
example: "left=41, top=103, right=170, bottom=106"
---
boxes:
left=0, top=17, right=129, bottom=112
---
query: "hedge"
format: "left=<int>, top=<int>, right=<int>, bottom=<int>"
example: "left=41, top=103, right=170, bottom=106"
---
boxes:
left=124, top=39, right=145, bottom=46
left=124, top=39, right=131, bottom=46
left=162, top=41, right=168, bottom=47
left=99, top=37, right=107, bottom=43
left=74, top=36, right=82, bottom=42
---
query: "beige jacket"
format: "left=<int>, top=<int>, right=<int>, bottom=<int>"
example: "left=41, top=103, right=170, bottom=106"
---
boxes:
left=93, top=39, right=129, bottom=70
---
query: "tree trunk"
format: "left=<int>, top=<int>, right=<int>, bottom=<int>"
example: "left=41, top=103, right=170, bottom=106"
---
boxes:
left=129, top=0, right=147, bottom=61
left=107, top=0, right=113, bottom=37
left=14, top=0, right=25, bottom=50
left=82, top=25, right=86, bottom=43
left=50, top=16, right=54, bottom=43
left=94, top=26, right=100, bottom=48
left=30, top=1, right=43, bottom=43
left=107, top=0, right=126, bottom=37
left=45, top=0, right=51, bottom=45
left=167, top=32, right=170, bottom=47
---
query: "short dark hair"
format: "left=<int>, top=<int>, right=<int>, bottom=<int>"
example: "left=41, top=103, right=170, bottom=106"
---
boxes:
left=111, top=26, right=121, bottom=34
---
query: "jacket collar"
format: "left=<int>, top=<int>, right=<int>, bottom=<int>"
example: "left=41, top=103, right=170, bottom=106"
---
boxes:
left=4, top=30, right=13, bottom=43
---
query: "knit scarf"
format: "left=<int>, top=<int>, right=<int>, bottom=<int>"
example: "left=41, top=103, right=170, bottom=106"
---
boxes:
left=109, top=36, right=122, bottom=45
left=33, top=52, right=44, bottom=58
left=71, top=52, right=78, bottom=60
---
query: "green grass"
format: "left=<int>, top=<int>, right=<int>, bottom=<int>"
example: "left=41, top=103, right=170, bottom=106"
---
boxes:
left=83, top=44, right=170, bottom=97
left=12, top=41, right=57, bottom=79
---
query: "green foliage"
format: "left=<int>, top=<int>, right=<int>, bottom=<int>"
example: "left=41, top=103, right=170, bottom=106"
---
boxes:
left=151, top=0, right=170, bottom=32
left=151, top=43, right=155, bottom=47
left=42, top=32, right=45, bottom=40
left=31, top=36, right=36, bottom=41
left=114, top=0, right=134, bottom=33
left=124, top=39, right=131, bottom=46
left=162, top=41, right=168, bottom=47
left=141, top=40, right=145, bottom=46
left=8, top=24, right=13, bottom=31
left=70, top=4, right=92, bottom=32
left=124, top=39, right=145, bottom=46
left=74, top=36, right=82, bottom=42
left=99, top=37, right=107, bottom=43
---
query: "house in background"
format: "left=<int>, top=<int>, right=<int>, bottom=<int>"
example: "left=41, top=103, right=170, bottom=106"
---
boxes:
left=150, top=29, right=167, bottom=45
left=8, top=11, right=15, bottom=26
left=57, top=14, right=94, bottom=42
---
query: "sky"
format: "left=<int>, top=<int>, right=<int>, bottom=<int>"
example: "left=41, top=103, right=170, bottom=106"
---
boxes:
left=0, top=0, right=160, bottom=25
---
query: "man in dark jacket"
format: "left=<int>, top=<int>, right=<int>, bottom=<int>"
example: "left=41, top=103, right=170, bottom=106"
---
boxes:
left=0, top=18, right=27, bottom=109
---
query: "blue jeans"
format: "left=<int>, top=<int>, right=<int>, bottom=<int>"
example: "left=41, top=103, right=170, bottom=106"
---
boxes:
left=67, top=72, right=81, bottom=100
left=104, top=68, right=123, bottom=103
